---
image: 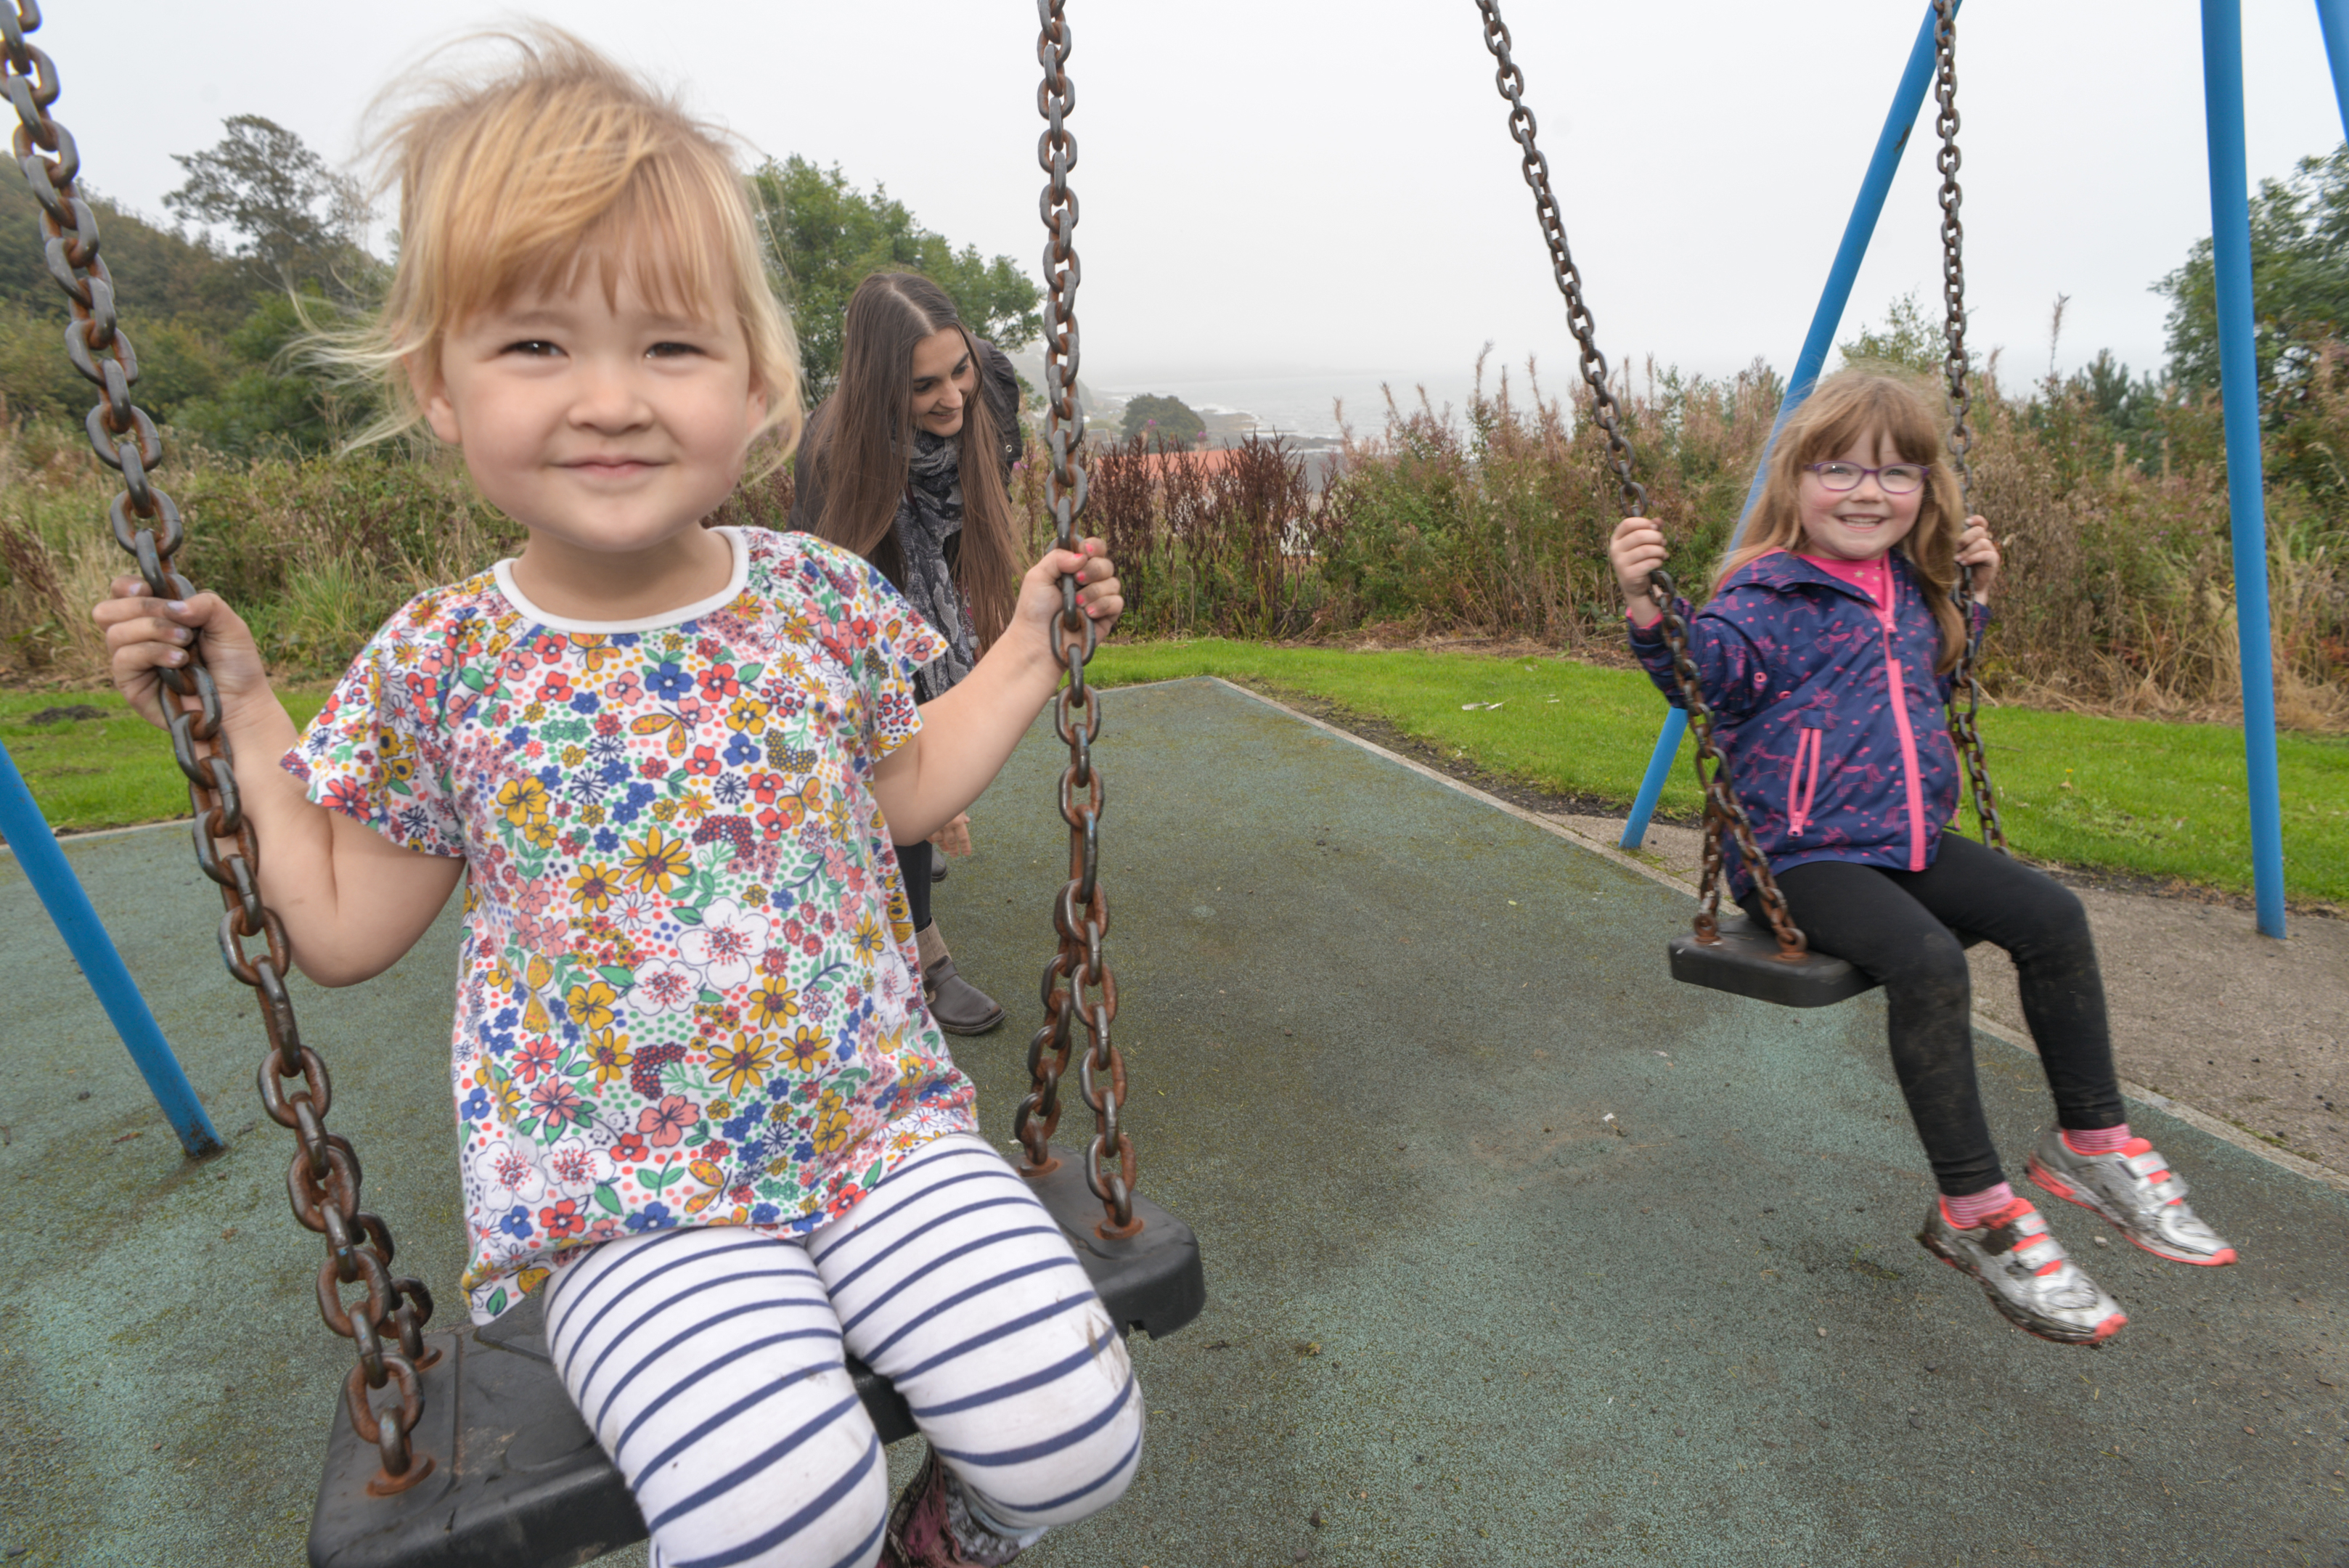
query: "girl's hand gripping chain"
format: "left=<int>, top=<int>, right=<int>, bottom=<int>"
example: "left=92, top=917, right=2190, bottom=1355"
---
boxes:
left=94, top=581, right=271, bottom=730
left=1609, top=516, right=1669, bottom=629
left=869, top=538, right=1122, bottom=846
left=93, top=578, right=465, bottom=987
left=1956, top=515, right=2000, bottom=604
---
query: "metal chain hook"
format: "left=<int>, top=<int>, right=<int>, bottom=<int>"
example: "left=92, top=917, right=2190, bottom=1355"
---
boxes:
left=1473, top=0, right=1810, bottom=960
left=4, top=1, right=437, bottom=1489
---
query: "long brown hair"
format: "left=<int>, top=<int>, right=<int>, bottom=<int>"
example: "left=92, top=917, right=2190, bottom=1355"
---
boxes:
left=801, top=272, right=1019, bottom=648
left=1717, top=368, right=1969, bottom=674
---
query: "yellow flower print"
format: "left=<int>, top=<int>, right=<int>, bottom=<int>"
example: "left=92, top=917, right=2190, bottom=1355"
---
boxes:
left=727, top=695, right=770, bottom=735
left=567, top=863, right=619, bottom=912
left=497, top=777, right=551, bottom=828
left=812, top=1087, right=852, bottom=1156
left=560, top=745, right=587, bottom=768
left=748, top=982, right=798, bottom=1030
left=521, top=817, right=557, bottom=849
left=710, top=1032, right=777, bottom=1100
left=579, top=802, right=606, bottom=828
left=566, top=979, right=618, bottom=1033
left=680, top=793, right=713, bottom=823
left=584, top=1029, right=632, bottom=1086
left=523, top=701, right=547, bottom=722
left=886, top=882, right=914, bottom=945
left=783, top=1025, right=830, bottom=1071
left=621, top=827, right=691, bottom=894
left=650, top=799, right=680, bottom=823
left=850, top=913, right=884, bottom=962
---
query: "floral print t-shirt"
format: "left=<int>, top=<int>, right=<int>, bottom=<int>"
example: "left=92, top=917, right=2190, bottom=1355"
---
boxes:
left=286, top=527, right=979, bottom=1323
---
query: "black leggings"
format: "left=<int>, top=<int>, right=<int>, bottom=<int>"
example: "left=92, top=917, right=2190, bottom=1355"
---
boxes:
left=1741, top=834, right=2125, bottom=1197
left=899, top=839, right=934, bottom=934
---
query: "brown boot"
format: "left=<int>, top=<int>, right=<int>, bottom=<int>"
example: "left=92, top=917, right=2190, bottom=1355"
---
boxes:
left=917, top=925, right=1005, bottom=1036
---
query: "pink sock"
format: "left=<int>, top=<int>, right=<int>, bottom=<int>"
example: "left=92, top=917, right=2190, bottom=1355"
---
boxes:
left=1940, top=1181, right=2019, bottom=1229
left=2062, top=1124, right=2132, bottom=1156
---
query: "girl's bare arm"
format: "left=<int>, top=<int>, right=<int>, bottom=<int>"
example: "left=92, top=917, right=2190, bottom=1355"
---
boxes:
left=870, top=541, right=1122, bottom=842
left=95, top=581, right=464, bottom=987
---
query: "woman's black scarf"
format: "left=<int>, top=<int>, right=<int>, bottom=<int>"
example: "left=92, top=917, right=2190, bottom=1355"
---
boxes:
left=896, top=429, right=978, bottom=703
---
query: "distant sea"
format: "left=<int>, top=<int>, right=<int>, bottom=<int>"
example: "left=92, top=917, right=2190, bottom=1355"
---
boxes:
left=1093, top=370, right=1498, bottom=440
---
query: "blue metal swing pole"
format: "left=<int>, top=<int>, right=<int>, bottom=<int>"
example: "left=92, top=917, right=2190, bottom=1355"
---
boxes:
left=2315, top=0, right=2349, bottom=139
left=2203, top=0, right=2291, bottom=939
left=0, top=738, right=223, bottom=1154
left=1621, top=0, right=1956, bottom=849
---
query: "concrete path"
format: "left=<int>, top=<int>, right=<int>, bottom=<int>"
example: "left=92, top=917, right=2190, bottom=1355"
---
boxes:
left=2, top=677, right=2344, bottom=1568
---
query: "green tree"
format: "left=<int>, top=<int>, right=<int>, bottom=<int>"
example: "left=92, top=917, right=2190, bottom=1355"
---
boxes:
left=2156, top=144, right=2349, bottom=404
left=164, top=115, right=369, bottom=293
left=1837, top=290, right=1947, bottom=378
left=749, top=156, right=1041, bottom=402
left=1119, top=393, right=1204, bottom=448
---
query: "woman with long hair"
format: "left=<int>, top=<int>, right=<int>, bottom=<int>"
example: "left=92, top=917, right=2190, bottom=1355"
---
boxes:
left=793, top=270, right=1026, bottom=1034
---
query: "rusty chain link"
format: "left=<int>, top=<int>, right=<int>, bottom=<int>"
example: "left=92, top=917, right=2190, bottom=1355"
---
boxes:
left=1932, top=0, right=2006, bottom=854
left=1013, top=0, right=1140, bottom=1239
left=1474, top=0, right=1808, bottom=959
left=2, top=0, right=438, bottom=1491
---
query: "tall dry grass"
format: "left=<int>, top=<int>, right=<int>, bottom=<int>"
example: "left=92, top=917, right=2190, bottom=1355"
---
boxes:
left=5, top=351, right=2342, bottom=729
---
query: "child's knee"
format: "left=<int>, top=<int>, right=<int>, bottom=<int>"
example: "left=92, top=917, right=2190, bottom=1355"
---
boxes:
left=949, top=1352, right=1145, bottom=1530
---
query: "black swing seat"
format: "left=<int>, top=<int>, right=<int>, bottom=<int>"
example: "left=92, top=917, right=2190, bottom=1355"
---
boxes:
left=1669, top=911, right=1983, bottom=1009
left=309, top=1149, right=1204, bottom=1568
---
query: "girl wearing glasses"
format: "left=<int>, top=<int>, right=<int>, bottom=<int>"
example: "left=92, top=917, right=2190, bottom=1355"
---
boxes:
left=1606, top=369, right=2232, bottom=1347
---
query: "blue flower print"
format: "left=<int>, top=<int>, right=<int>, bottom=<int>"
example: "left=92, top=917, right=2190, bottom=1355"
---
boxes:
left=508, top=724, right=531, bottom=748
left=723, top=733, right=759, bottom=767
left=537, top=764, right=563, bottom=791
left=498, top=1205, right=533, bottom=1240
left=598, top=759, right=630, bottom=785
left=751, top=1204, right=781, bottom=1225
left=460, top=1087, right=491, bottom=1122
left=494, top=1007, right=520, bottom=1032
left=648, top=662, right=693, bottom=700
left=593, top=828, right=619, bottom=853
left=569, top=691, right=600, bottom=715
left=624, top=1203, right=676, bottom=1233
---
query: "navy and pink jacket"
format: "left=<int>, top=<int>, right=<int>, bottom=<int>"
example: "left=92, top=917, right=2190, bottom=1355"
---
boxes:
left=1627, top=548, right=1988, bottom=896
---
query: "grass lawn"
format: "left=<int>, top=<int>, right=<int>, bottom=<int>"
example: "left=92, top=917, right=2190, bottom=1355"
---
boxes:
left=1, top=688, right=329, bottom=833
left=6, top=645, right=2342, bottom=906
left=1085, top=640, right=2349, bottom=907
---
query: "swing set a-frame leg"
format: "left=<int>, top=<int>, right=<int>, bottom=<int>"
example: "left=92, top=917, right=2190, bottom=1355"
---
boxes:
left=0, top=736, right=222, bottom=1156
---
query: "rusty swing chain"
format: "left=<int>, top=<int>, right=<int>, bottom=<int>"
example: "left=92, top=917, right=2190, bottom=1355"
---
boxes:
left=1, top=0, right=438, bottom=1493
left=1474, top=0, right=1808, bottom=959
left=1931, top=0, right=2007, bottom=854
left=1012, top=0, right=1140, bottom=1239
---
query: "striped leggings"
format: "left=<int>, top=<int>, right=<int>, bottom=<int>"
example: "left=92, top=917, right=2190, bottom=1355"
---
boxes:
left=542, top=1133, right=1143, bottom=1568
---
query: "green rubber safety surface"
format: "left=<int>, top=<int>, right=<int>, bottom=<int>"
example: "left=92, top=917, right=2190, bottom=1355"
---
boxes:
left=1, top=677, right=2343, bottom=1568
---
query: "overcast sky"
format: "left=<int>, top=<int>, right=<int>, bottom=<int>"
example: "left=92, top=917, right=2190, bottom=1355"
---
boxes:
left=28, top=1, right=2349, bottom=418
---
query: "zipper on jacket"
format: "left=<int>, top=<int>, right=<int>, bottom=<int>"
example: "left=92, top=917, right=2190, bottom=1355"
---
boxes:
left=1787, top=727, right=1822, bottom=838
left=1882, top=632, right=1927, bottom=870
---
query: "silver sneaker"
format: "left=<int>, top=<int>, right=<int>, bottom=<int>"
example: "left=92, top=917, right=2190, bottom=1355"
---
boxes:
left=2027, top=1127, right=2237, bottom=1267
left=1916, top=1198, right=2127, bottom=1345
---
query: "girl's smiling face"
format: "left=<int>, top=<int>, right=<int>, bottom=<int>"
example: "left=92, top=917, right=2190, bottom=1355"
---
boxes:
left=421, top=267, right=765, bottom=558
left=1797, top=428, right=1924, bottom=563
